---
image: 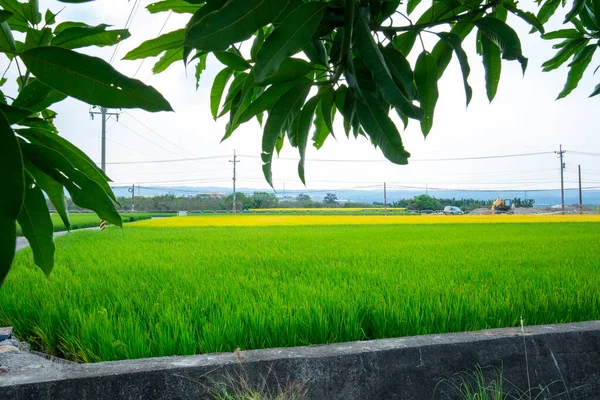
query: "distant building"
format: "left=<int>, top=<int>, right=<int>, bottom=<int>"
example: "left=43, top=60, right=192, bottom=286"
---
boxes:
left=197, top=192, right=225, bottom=199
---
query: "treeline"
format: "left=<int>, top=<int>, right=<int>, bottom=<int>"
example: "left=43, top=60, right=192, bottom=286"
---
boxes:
left=54, top=193, right=534, bottom=212
left=389, top=195, right=534, bottom=211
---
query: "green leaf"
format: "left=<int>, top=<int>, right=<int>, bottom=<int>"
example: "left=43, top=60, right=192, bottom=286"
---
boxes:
left=407, top=0, right=422, bottom=15
left=17, top=127, right=117, bottom=202
left=0, top=111, right=24, bottom=286
left=437, top=32, right=472, bottom=106
left=262, top=79, right=311, bottom=187
left=557, top=44, right=596, bottom=99
left=152, top=47, right=184, bottom=74
left=481, top=34, right=501, bottom=102
left=505, top=5, right=545, bottom=34
left=311, top=102, right=329, bottom=149
left=24, top=161, right=69, bottom=230
left=17, top=177, right=55, bottom=276
left=0, top=103, right=32, bottom=124
left=296, top=94, right=321, bottom=184
left=0, top=10, right=13, bottom=23
left=431, top=18, right=476, bottom=79
left=355, top=12, right=423, bottom=120
left=542, top=37, right=589, bottom=72
left=0, top=21, right=16, bottom=52
left=393, top=31, right=418, bottom=57
left=320, top=86, right=335, bottom=137
left=0, top=0, right=28, bottom=24
left=12, top=79, right=67, bottom=112
left=123, top=29, right=184, bottom=60
left=210, top=67, right=233, bottom=120
left=564, top=0, right=585, bottom=23
left=21, top=143, right=122, bottom=227
left=23, top=0, right=41, bottom=24
left=414, top=51, right=439, bottom=136
left=474, top=17, right=524, bottom=62
left=219, top=72, right=248, bottom=117
left=381, top=46, right=416, bottom=101
left=542, top=29, right=583, bottom=39
left=18, top=117, right=57, bottom=133
left=147, top=0, right=202, bottom=14
left=24, top=27, right=52, bottom=50
left=52, top=24, right=131, bottom=49
left=236, top=79, right=300, bottom=124
left=259, top=57, right=313, bottom=86
left=21, top=47, right=173, bottom=113
left=250, top=28, right=265, bottom=62
left=255, top=2, right=327, bottom=83
left=44, top=9, right=56, bottom=25
left=356, top=93, right=410, bottom=165
left=185, top=0, right=288, bottom=52
left=589, top=82, right=600, bottom=97
left=195, top=52, right=207, bottom=90
left=54, top=21, right=87, bottom=34
left=214, top=51, right=251, bottom=71
left=534, top=0, right=560, bottom=32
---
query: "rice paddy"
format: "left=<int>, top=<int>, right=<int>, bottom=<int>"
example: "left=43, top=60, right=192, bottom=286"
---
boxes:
left=1, top=215, right=598, bottom=363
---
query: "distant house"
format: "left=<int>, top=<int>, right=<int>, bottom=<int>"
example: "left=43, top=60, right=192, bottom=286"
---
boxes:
left=197, top=192, right=225, bottom=199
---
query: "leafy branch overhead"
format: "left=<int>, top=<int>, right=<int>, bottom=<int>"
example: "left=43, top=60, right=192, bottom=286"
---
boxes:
left=0, top=0, right=173, bottom=286
left=1, top=0, right=599, bottom=285
left=127, top=0, right=565, bottom=187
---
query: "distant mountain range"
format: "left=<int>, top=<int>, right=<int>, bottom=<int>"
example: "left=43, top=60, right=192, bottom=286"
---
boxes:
left=110, top=186, right=600, bottom=207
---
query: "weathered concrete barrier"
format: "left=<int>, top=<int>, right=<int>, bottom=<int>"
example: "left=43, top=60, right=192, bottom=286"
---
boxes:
left=2, top=321, right=599, bottom=399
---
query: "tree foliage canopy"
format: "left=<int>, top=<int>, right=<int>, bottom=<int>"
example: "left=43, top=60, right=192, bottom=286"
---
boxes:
left=1, top=0, right=598, bottom=284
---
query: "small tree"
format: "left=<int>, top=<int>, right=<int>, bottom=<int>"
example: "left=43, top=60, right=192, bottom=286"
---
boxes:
left=323, top=193, right=339, bottom=205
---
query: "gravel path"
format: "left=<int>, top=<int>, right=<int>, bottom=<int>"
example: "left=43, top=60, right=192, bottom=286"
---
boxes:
left=15, top=227, right=100, bottom=252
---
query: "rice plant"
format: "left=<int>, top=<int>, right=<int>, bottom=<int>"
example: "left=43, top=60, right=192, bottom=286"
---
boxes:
left=1, top=220, right=598, bottom=363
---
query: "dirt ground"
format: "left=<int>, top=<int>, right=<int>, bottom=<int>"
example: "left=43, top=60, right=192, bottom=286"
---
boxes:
left=468, top=205, right=600, bottom=215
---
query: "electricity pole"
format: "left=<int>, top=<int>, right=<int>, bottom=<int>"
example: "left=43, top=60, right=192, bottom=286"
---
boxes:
left=555, top=145, right=566, bottom=214
left=229, top=150, right=240, bottom=214
left=90, top=107, right=120, bottom=172
left=578, top=165, right=583, bottom=215
left=128, top=185, right=135, bottom=212
left=384, top=182, right=387, bottom=215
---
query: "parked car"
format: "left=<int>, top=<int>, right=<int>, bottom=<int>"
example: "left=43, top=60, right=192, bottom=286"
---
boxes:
left=443, top=206, right=464, bottom=215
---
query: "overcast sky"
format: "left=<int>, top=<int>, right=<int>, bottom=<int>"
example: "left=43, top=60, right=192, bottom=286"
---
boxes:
left=7, top=1, right=600, bottom=193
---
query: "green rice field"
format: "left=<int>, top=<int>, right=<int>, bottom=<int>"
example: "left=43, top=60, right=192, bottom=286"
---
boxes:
left=1, top=221, right=599, bottom=363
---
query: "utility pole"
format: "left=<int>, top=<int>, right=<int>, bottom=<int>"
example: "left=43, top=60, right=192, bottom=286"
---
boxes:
left=90, top=107, right=120, bottom=172
left=555, top=145, right=566, bottom=214
left=128, top=185, right=135, bottom=212
left=229, top=150, right=240, bottom=214
left=578, top=165, right=583, bottom=215
left=384, top=182, right=387, bottom=216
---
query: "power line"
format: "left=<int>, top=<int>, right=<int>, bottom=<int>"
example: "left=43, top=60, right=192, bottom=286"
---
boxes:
left=115, top=120, right=192, bottom=159
left=109, top=0, right=142, bottom=64
left=105, top=154, right=230, bottom=165
left=569, top=151, right=600, bottom=157
left=236, top=151, right=555, bottom=163
left=99, top=150, right=556, bottom=166
left=133, top=11, right=173, bottom=78
left=122, top=110, right=199, bottom=158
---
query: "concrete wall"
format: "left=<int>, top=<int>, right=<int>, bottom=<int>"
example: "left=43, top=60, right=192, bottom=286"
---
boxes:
left=2, top=321, right=600, bottom=399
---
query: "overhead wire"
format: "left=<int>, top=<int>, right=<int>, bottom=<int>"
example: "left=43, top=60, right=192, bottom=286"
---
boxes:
left=121, top=110, right=199, bottom=158
left=133, top=10, right=173, bottom=78
left=109, top=0, right=142, bottom=65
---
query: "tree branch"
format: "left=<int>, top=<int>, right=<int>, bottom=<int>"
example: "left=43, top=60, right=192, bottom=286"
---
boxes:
left=328, top=0, right=355, bottom=84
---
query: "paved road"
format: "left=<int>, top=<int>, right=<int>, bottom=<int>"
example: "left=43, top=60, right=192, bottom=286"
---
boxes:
left=15, top=227, right=100, bottom=252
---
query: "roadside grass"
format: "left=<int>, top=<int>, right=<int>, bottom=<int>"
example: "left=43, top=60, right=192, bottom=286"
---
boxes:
left=1, top=222, right=598, bottom=363
left=15, top=212, right=174, bottom=235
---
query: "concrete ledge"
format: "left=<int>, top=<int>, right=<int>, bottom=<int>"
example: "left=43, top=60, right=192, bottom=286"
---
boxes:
left=3, top=321, right=600, bottom=399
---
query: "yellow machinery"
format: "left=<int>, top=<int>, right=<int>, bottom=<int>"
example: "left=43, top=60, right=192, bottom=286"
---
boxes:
left=491, top=198, right=515, bottom=214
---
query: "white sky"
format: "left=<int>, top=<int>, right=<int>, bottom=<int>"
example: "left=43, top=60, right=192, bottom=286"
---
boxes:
left=6, top=1, right=600, bottom=193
